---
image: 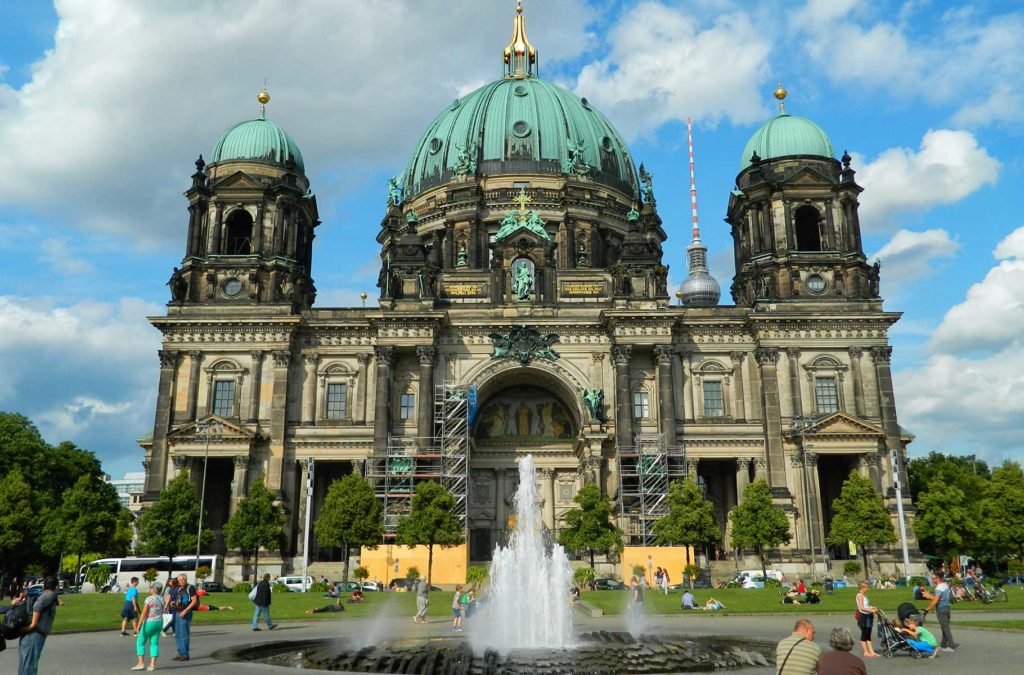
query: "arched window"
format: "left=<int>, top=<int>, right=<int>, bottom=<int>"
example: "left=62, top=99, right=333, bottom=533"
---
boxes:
left=224, top=209, right=253, bottom=255
left=794, top=205, right=822, bottom=251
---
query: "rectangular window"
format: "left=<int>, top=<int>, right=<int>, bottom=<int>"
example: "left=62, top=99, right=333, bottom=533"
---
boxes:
left=512, top=181, right=531, bottom=189
left=399, top=393, right=416, bottom=420
left=632, top=391, right=649, bottom=420
left=325, top=383, right=348, bottom=419
left=702, top=380, right=724, bottom=417
left=815, top=377, right=839, bottom=413
left=212, top=380, right=235, bottom=417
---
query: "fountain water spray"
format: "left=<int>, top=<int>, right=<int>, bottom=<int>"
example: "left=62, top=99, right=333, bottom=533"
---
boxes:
left=472, top=454, right=575, bottom=653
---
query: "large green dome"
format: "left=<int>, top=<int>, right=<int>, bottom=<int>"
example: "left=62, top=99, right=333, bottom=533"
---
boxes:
left=210, top=117, right=305, bottom=172
left=403, top=77, right=638, bottom=200
left=740, top=112, right=833, bottom=171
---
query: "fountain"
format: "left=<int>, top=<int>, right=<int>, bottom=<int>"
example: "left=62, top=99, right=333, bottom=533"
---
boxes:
left=472, top=454, right=575, bottom=652
left=216, top=454, right=776, bottom=673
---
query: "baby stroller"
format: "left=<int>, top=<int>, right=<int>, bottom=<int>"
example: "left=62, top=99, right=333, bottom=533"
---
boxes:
left=897, top=602, right=925, bottom=626
left=877, top=609, right=929, bottom=659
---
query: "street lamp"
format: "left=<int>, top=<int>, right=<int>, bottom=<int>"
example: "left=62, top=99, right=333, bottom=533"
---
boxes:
left=792, top=415, right=827, bottom=581
left=194, top=420, right=224, bottom=577
left=890, top=448, right=913, bottom=582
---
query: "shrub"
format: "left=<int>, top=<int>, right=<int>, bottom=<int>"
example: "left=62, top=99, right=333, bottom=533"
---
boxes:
left=354, top=565, right=370, bottom=581
left=843, top=561, right=862, bottom=577
left=233, top=582, right=253, bottom=594
left=810, top=581, right=823, bottom=589
left=271, top=582, right=291, bottom=593
left=765, top=578, right=782, bottom=589
left=726, top=581, right=741, bottom=589
left=85, top=564, right=113, bottom=587
left=309, top=582, right=330, bottom=593
left=406, top=566, right=421, bottom=580
left=466, top=565, right=488, bottom=585
left=909, top=576, right=929, bottom=587
left=1007, top=560, right=1024, bottom=576
left=683, top=564, right=702, bottom=585
left=631, top=564, right=647, bottom=581
left=573, top=567, right=596, bottom=587
left=143, top=567, right=159, bottom=584
left=196, top=565, right=211, bottom=581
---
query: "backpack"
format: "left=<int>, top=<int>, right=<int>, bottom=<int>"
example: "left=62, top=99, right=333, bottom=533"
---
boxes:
left=2, top=600, right=30, bottom=639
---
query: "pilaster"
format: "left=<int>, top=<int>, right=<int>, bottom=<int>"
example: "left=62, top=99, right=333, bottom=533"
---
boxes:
left=416, top=346, right=436, bottom=444
left=654, top=344, right=676, bottom=444
left=373, top=346, right=395, bottom=450
left=143, top=349, right=179, bottom=500
left=266, top=349, right=291, bottom=496
left=755, top=347, right=788, bottom=490
left=612, top=344, right=633, bottom=448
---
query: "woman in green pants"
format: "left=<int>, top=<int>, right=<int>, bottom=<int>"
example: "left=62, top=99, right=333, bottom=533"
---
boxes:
left=132, top=581, right=165, bottom=671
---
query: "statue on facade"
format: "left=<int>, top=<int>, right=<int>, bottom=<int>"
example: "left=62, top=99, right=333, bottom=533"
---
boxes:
left=758, top=273, right=775, bottom=299
left=278, top=270, right=296, bottom=302
left=611, top=263, right=629, bottom=295
left=582, top=388, right=606, bottom=423
left=576, top=239, right=588, bottom=266
left=167, top=267, right=187, bottom=302
left=456, top=240, right=468, bottom=266
left=417, top=263, right=437, bottom=297
left=387, top=176, right=402, bottom=208
left=866, top=260, right=881, bottom=298
left=653, top=263, right=669, bottom=296
left=639, top=163, right=655, bottom=206
left=453, top=142, right=477, bottom=177
left=564, top=138, right=590, bottom=176
left=376, top=252, right=391, bottom=296
left=511, top=260, right=534, bottom=301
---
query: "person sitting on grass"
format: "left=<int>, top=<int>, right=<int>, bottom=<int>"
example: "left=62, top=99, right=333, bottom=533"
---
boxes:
left=896, top=616, right=938, bottom=657
left=681, top=590, right=696, bottom=610
left=703, top=597, right=724, bottom=611
left=305, top=598, right=345, bottom=615
left=348, top=588, right=364, bottom=604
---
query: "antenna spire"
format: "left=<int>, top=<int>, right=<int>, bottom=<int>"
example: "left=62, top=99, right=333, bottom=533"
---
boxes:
left=687, top=117, right=700, bottom=241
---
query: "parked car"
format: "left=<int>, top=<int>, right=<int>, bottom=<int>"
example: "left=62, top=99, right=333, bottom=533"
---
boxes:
left=667, top=576, right=712, bottom=591
left=593, top=578, right=628, bottom=590
left=388, top=578, right=442, bottom=592
left=361, top=580, right=384, bottom=592
left=199, top=581, right=230, bottom=592
left=26, top=584, right=73, bottom=598
left=273, top=575, right=315, bottom=592
left=734, top=569, right=786, bottom=589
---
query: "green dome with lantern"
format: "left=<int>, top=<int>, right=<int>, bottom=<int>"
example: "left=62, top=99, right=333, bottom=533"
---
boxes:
left=739, top=85, right=834, bottom=171
left=209, top=89, right=305, bottom=172
left=402, top=4, right=637, bottom=201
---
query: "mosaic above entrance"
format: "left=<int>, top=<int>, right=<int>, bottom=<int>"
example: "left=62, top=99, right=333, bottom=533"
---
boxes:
left=475, top=386, right=575, bottom=443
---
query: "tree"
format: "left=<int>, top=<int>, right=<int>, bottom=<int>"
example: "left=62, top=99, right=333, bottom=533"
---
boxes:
left=652, top=480, right=720, bottom=567
left=224, top=481, right=285, bottom=581
left=395, top=481, right=464, bottom=586
left=557, top=483, right=624, bottom=570
left=0, top=470, right=38, bottom=576
left=982, top=461, right=1024, bottom=560
left=729, top=480, right=790, bottom=580
left=0, top=413, right=101, bottom=499
left=137, top=473, right=212, bottom=579
left=314, top=474, right=382, bottom=588
left=913, top=482, right=975, bottom=563
left=908, top=451, right=990, bottom=502
left=825, top=472, right=896, bottom=576
left=41, top=474, right=125, bottom=577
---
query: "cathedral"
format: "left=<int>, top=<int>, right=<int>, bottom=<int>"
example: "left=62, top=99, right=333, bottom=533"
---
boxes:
left=141, top=4, right=919, bottom=582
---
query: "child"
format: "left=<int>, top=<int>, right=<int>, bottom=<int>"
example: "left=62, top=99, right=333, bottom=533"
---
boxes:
left=451, top=585, right=464, bottom=632
left=898, top=616, right=937, bottom=657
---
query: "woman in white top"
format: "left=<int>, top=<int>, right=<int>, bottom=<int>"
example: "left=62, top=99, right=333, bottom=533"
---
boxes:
left=855, top=580, right=879, bottom=657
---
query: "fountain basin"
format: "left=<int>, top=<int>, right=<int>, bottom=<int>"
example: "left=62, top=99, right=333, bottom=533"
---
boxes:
left=215, top=632, right=774, bottom=674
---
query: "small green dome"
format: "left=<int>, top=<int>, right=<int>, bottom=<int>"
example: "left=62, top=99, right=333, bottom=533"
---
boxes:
left=740, top=112, right=834, bottom=171
left=403, top=77, right=638, bottom=199
left=210, top=118, right=304, bottom=172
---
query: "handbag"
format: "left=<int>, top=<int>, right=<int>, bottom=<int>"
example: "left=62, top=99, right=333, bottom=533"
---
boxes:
left=248, top=585, right=259, bottom=602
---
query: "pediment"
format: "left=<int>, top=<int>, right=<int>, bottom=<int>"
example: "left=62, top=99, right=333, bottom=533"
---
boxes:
left=780, top=166, right=832, bottom=187
left=167, top=415, right=257, bottom=443
left=493, top=227, right=550, bottom=247
left=800, top=411, right=885, bottom=439
left=210, top=170, right=266, bottom=191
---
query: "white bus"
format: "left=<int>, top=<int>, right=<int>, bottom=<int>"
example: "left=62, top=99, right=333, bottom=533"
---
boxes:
left=78, top=555, right=222, bottom=590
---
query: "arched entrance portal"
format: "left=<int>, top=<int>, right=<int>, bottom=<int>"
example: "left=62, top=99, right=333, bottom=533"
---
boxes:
left=467, top=369, right=582, bottom=562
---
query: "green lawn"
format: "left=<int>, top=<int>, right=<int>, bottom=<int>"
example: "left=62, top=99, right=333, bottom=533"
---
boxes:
left=6, top=585, right=1023, bottom=633
left=958, top=620, right=1024, bottom=631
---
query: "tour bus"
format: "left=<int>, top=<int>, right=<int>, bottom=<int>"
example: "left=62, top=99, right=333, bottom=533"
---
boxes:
left=78, top=555, right=222, bottom=590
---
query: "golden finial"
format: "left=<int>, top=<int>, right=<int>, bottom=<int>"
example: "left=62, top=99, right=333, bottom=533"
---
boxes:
left=257, top=84, right=270, bottom=119
left=774, top=81, right=787, bottom=113
left=360, top=291, right=368, bottom=307
left=504, top=0, right=537, bottom=78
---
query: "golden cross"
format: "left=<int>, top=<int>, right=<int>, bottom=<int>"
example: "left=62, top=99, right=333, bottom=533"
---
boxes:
left=515, top=187, right=532, bottom=213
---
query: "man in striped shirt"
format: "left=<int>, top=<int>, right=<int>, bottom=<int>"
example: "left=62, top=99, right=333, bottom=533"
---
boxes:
left=775, top=619, right=822, bottom=675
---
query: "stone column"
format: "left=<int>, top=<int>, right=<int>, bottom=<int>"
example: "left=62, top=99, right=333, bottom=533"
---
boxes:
left=143, top=349, right=179, bottom=500
left=786, top=348, right=803, bottom=418
left=654, top=345, right=676, bottom=444
left=301, top=355, right=318, bottom=426
left=294, top=459, right=310, bottom=559
left=185, top=351, right=203, bottom=421
left=496, top=468, right=507, bottom=534
left=806, top=452, right=825, bottom=553
left=210, top=202, right=223, bottom=253
left=356, top=354, right=371, bottom=424
left=539, top=468, right=555, bottom=531
left=849, top=347, right=865, bottom=417
left=444, top=223, right=455, bottom=269
left=230, top=455, right=250, bottom=516
left=612, top=345, right=633, bottom=448
left=266, top=350, right=291, bottom=496
left=735, top=458, right=751, bottom=503
left=681, top=354, right=695, bottom=421
left=416, top=346, right=436, bottom=444
left=730, top=351, right=747, bottom=421
left=753, top=456, right=767, bottom=482
left=248, top=351, right=264, bottom=422
left=686, top=458, right=699, bottom=483
left=871, top=346, right=906, bottom=490
left=549, top=470, right=558, bottom=531
left=755, top=348, right=788, bottom=489
left=170, top=455, right=190, bottom=480
left=373, top=346, right=395, bottom=451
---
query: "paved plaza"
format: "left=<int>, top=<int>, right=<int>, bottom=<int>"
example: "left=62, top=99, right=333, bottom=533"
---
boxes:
left=8, top=610, right=1020, bottom=674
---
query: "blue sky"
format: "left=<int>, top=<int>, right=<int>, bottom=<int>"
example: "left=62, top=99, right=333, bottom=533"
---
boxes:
left=1, top=0, right=1022, bottom=478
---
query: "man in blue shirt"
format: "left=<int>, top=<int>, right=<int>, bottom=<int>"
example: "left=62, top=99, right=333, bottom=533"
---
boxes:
left=923, top=572, right=958, bottom=652
left=172, top=574, right=198, bottom=661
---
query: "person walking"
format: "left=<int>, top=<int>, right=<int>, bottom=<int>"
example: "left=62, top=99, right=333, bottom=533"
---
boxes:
left=451, top=585, right=464, bottom=632
left=120, top=576, right=141, bottom=636
left=854, top=580, right=879, bottom=658
left=132, top=581, right=164, bottom=671
left=775, top=618, right=821, bottom=675
left=923, top=571, right=958, bottom=652
left=414, top=577, right=429, bottom=623
left=251, top=574, right=276, bottom=631
left=161, top=578, right=177, bottom=637
left=172, top=573, right=198, bottom=662
left=817, top=627, right=866, bottom=675
left=662, top=568, right=670, bottom=595
left=18, top=575, right=58, bottom=675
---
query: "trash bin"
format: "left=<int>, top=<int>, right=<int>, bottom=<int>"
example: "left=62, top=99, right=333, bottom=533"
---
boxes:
left=824, top=578, right=834, bottom=594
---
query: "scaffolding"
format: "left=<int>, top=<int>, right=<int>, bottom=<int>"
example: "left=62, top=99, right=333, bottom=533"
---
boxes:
left=367, top=380, right=469, bottom=539
left=617, top=433, right=686, bottom=546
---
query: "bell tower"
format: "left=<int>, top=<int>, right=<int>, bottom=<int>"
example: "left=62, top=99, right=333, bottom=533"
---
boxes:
left=726, top=85, right=876, bottom=306
left=168, top=89, right=319, bottom=310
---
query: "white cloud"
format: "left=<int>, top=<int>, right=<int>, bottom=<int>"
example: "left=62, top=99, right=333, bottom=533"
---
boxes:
left=869, top=229, right=959, bottom=284
left=39, top=237, right=93, bottom=275
left=853, top=129, right=999, bottom=230
left=0, top=0, right=593, bottom=248
left=573, top=2, right=772, bottom=138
